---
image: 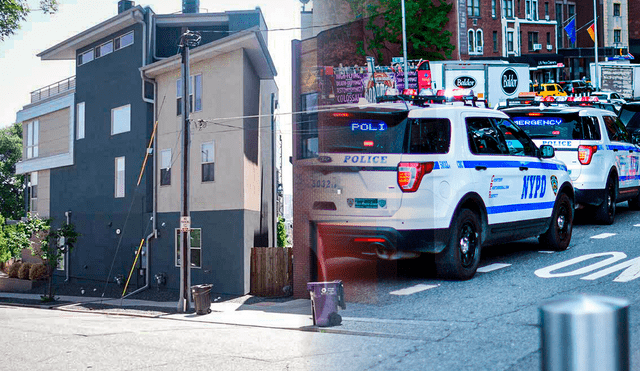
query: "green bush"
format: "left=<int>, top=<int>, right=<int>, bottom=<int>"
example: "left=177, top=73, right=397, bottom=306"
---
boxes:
left=0, top=216, right=30, bottom=264
left=29, top=263, right=47, bottom=281
left=18, top=262, right=32, bottom=280
left=8, top=261, right=21, bottom=278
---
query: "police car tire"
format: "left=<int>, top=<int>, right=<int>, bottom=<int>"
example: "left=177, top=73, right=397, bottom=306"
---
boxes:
left=435, top=209, right=481, bottom=280
left=595, top=176, right=617, bottom=225
left=539, top=192, right=573, bottom=251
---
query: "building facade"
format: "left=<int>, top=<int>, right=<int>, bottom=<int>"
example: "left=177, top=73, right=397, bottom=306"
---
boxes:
left=15, top=1, right=278, bottom=295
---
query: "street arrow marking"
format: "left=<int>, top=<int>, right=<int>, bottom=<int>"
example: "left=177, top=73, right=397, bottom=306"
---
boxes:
left=389, top=284, right=439, bottom=296
left=477, top=263, right=512, bottom=273
left=591, top=233, right=617, bottom=239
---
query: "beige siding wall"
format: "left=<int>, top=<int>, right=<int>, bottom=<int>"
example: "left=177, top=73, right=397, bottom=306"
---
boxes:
left=29, top=169, right=50, bottom=218
left=157, top=49, right=248, bottom=213
left=22, top=108, right=70, bottom=160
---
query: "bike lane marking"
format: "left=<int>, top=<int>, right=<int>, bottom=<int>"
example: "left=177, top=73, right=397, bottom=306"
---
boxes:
left=389, top=284, right=439, bottom=296
left=591, top=233, right=617, bottom=239
left=477, top=263, right=511, bottom=273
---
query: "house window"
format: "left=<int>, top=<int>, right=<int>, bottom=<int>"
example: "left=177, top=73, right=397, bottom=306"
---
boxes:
left=613, top=3, right=621, bottom=17
left=492, top=0, right=496, bottom=18
left=547, top=32, right=551, bottom=46
left=115, top=31, right=134, bottom=50
left=468, top=30, right=475, bottom=53
left=78, top=49, right=94, bottom=66
left=26, top=120, right=39, bottom=159
left=493, top=31, right=498, bottom=52
left=503, top=0, right=513, bottom=17
left=476, top=30, right=483, bottom=53
left=614, top=30, right=621, bottom=44
left=467, top=0, right=480, bottom=17
left=115, top=156, right=125, bottom=198
left=160, top=149, right=171, bottom=186
left=176, top=75, right=203, bottom=115
left=201, top=141, right=215, bottom=182
left=95, top=40, right=113, bottom=58
left=525, top=0, right=538, bottom=20
left=175, top=228, right=202, bottom=269
left=111, top=104, right=131, bottom=135
left=528, top=32, right=539, bottom=51
left=507, top=31, right=514, bottom=52
left=76, top=102, right=85, bottom=140
left=29, top=172, right=37, bottom=212
left=544, top=2, right=549, bottom=17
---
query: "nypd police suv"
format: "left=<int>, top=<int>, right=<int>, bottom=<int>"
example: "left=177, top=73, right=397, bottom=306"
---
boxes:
left=501, top=102, right=640, bottom=224
left=304, top=95, right=574, bottom=280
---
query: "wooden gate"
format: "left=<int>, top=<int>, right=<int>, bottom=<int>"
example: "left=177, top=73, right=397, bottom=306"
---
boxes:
left=250, top=247, right=293, bottom=297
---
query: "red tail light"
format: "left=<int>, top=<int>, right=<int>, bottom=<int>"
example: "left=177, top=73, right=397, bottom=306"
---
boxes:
left=578, top=145, right=598, bottom=165
left=354, top=237, right=386, bottom=243
left=397, top=162, right=434, bottom=192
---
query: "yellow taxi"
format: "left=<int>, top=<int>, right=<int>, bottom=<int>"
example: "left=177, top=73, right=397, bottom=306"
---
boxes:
left=536, top=83, right=568, bottom=97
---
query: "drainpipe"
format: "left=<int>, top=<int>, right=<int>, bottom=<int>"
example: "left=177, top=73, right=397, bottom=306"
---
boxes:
left=123, top=8, right=157, bottom=299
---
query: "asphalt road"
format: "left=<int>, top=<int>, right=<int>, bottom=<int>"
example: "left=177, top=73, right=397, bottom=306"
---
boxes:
left=3, top=203, right=640, bottom=370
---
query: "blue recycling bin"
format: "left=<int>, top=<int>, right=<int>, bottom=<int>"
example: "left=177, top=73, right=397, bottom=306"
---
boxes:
left=307, top=280, right=346, bottom=327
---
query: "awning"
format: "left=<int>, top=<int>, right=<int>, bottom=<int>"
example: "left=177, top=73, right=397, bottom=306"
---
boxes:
left=509, top=54, right=565, bottom=69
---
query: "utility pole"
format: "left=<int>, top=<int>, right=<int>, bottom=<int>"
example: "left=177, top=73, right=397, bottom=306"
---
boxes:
left=400, top=0, right=409, bottom=89
left=177, top=29, right=201, bottom=313
left=593, top=0, right=599, bottom=91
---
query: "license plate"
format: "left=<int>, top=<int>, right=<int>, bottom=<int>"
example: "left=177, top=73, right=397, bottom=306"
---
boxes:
left=354, top=198, right=386, bottom=209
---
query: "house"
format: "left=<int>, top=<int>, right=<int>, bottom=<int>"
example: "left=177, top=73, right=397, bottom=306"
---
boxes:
left=15, top=1, right=278, bottom=295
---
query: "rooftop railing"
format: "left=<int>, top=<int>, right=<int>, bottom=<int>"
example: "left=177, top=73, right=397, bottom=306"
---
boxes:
left=30, top=76, right=76, bottom=103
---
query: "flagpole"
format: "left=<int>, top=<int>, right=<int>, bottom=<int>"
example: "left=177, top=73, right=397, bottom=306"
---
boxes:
left=593, top=0, right=599, bottom=91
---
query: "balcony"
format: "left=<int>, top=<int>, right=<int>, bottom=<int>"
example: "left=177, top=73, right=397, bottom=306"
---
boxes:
left=30, top=76, right=75, bottom=104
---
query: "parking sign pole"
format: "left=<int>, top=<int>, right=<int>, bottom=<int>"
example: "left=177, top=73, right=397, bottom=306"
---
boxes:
left=400, top=0, right=409, bottom=89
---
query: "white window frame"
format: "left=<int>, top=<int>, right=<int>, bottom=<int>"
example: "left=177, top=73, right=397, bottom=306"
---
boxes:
left=176, top=74, right=203, bottom=115
left=29, top=171, right=38, bottom=212
left=201, top=141, right=215, bottom=182
left=614, top=29, right=621, bottom=44
left=525, top=0, right=538, bottom=20
left=476, top=29, right=484, bottom=53
left=117, top=31, right=134, bottom=50
left=96, top=40, right=114, bottom=58
left=76, top=102, right=85, bottom=140
left=26, top=120, right=39, bottom=159
left=160, top=149, right=171, bottom=186
left=111, top=104, right=131, bottom=135
left=78, top=49, right=94, bottom=66
left=503, top=0, right=513, bottom=18
left=613, top=3, right=621, bottom=17
left=175, top=228, right=202, bottom=269
left=492, top=0, right=496, bottom=17
left=507, top=31, right=515, bottom=53
left=468, top=30, right=475, bottom=53
left=115, top=156, right=125, bottom=198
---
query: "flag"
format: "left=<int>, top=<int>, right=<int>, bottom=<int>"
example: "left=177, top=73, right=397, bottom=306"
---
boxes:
left=564, top=18, right=576, bottom=44
left=587, top=23, right=595, bottom=42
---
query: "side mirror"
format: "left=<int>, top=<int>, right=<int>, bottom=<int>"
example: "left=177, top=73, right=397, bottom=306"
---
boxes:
left=539, top=144, right=555, bottom=158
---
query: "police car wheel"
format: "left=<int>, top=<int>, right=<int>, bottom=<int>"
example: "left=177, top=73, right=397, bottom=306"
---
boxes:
left=539, top=192, right=573, bottom=251
left=595, top=176, right=617, bottom=225
left=436, top=209, right=481, bottom=280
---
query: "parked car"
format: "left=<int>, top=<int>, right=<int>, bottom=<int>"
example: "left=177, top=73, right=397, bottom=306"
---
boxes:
left=591, top=91, right=626, bottom=106
left=558, top=80, right=591, bottom=95
left=502, top=104, right=640, bottom=224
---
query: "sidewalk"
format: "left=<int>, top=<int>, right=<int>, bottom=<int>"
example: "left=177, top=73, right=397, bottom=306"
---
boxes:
left=0, top=291, right=315, bottom=330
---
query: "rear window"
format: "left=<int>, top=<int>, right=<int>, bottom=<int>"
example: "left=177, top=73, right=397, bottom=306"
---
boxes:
left=619, top=106, right=640, bottom=130
left=508, top=113, right=601, bottom=140
left=318, top=110, right=409, bottom=153
left=408, top=118, right=451, bottom=154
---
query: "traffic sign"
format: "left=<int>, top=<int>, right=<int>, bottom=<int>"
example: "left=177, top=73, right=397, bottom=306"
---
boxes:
left=180, top=216, right=191, bottom=232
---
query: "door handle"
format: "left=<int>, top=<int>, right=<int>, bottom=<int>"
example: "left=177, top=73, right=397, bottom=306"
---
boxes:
left=475, top=165, right=487, bottom=171
left=519, top=166, right=529, bottom=171
left=629, top=150, right=634, bottom=153
left=613, top=149, right=619, bottom=152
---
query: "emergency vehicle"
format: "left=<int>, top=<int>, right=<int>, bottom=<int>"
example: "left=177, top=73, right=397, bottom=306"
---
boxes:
left=501, top=96, right=640, bottom=224
left=304, top=93, right=574, bottom=280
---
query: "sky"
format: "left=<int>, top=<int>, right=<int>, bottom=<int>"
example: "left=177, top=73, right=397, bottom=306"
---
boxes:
left=0, top=0, right=301, bottom=196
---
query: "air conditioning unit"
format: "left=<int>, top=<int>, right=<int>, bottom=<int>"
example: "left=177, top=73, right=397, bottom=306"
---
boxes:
left=477, top=46, right=483, bottom=53
left=533, top=43, right=542, bottom=51
left=546, top=44, right=553, bottom=51
left=545, top=14, right=550, bottom=20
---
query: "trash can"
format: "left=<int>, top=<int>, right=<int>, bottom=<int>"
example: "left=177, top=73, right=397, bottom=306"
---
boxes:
left=306, top=280, right=346, bottom=327
left=191, top=284, right=213, bottom=315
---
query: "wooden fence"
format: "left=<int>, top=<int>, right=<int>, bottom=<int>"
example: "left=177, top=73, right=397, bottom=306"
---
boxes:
left=250, top=247, right=293, bottom=297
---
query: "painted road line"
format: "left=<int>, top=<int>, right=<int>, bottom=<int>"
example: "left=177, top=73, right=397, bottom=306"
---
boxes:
left=635, top=224, right=640, bottom=227
left=389, top=284, right=439, bottom=296
left=477, top=263, right=512, bottom=273
left=591, top=233, right=617, bottom=239
left=539, top=251, right=555, bottom=254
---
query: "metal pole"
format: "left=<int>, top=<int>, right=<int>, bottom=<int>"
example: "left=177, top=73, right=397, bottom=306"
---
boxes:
left=178, top=31, right=192, bottom=313
left=593, top=0, right=599, bottom=91
left=540, top=295, right=629, bottom=371
left=401, top=0, right=409, bottom=90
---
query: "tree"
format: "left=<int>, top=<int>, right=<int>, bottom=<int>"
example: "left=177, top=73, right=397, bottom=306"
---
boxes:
left=0, top=215, right=30, bottom=264
left=0, top=122, right=25, bottom=220
left=23, top=214, right=78, bottom=302
left=277, top=216, right=289, bottom=247
left=348, top=0, right=455, bottom=63
left=0, top=0, right=58, bottom=41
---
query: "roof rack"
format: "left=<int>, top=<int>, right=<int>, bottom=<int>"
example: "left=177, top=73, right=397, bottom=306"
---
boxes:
left=376, top=89, right=488, bottom=108
left=503, top=96, right=607, bottom=109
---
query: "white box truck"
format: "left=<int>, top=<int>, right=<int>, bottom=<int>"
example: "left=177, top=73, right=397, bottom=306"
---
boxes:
left=590, top=62, right=640, bottom=100
left=430, top=61, right=531, bottom=108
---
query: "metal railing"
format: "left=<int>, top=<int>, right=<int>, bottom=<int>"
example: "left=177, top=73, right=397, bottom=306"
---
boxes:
left=30, top=76, right=76, bottom=103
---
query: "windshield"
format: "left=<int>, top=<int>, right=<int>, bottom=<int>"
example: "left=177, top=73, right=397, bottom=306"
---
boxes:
left=507, top=112, right=601, bottom=140
left=619, top=107, right=640, bottom=130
